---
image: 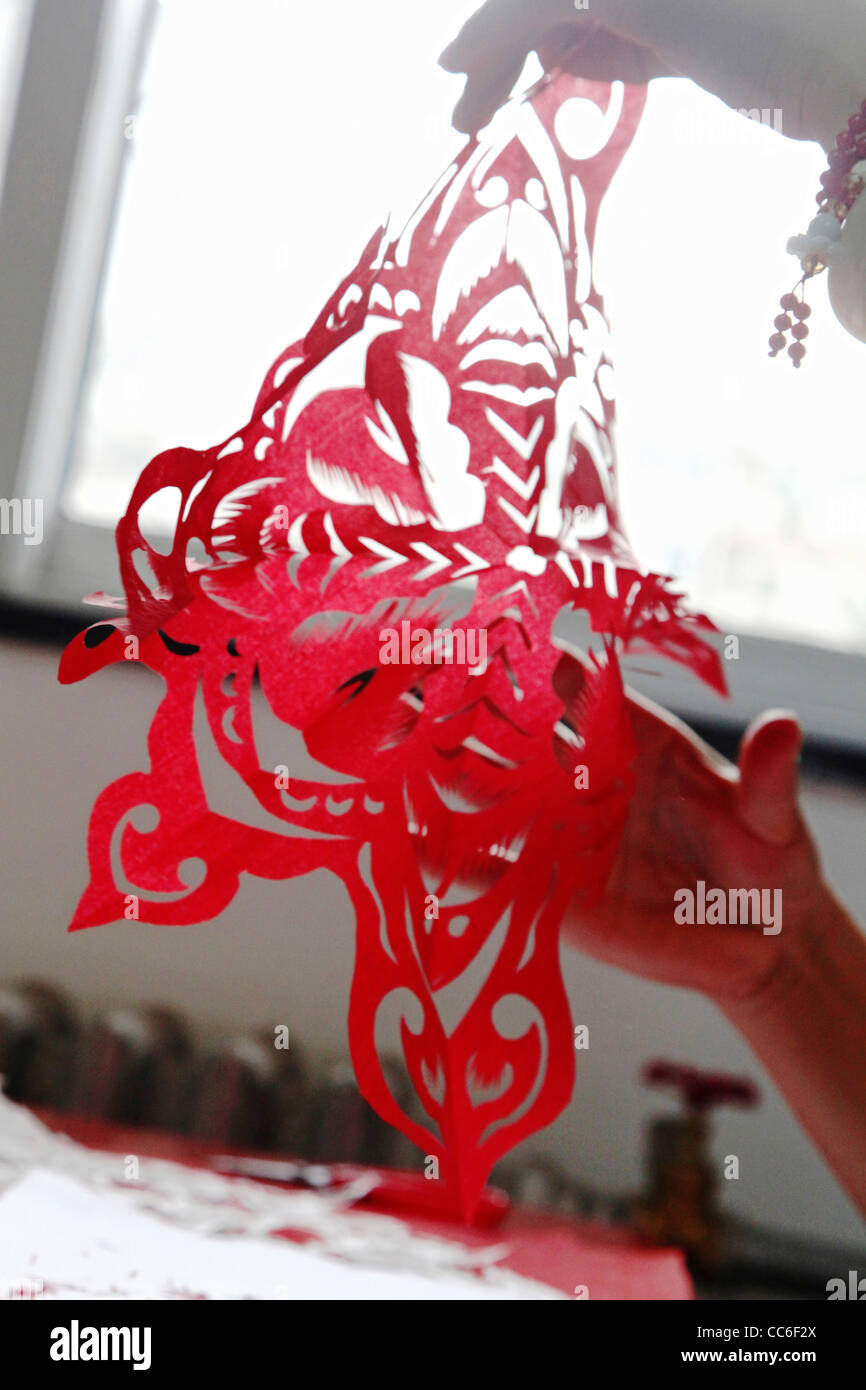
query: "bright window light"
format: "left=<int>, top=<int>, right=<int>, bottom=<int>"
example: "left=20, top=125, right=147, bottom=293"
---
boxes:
left=61, top=0, right=866, bottom=656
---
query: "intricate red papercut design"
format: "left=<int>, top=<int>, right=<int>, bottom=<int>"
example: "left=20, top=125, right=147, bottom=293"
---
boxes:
left=60, top=74, right=725, bottom=1219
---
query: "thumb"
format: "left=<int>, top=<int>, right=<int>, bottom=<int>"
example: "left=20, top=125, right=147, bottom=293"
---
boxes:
left=450, top=49, right=528, bottom=134
left=736, top=710, right=803, bottom=844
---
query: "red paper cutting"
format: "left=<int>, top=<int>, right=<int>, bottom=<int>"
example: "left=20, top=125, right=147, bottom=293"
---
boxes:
left=60, top=73, right=725, bottom=1220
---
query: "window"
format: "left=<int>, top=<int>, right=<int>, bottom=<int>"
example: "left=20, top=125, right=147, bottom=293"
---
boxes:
left=0, top=0, right=32, bottom=190
left=1, top=0, right=864, bottom=744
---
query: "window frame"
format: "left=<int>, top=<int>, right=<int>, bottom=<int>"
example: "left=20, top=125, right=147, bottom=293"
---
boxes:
left=0, top=0, right=155, bottom=613
left=0, top=0, right=862, bottom=754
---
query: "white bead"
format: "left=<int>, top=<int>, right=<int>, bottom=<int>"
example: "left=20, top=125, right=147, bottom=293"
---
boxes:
left=787, top=229, right=840, bottom=264
left=807, top=213, right=841, bottom=240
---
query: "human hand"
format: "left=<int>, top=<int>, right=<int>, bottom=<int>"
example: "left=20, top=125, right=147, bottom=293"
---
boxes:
left=441, top=0, right=866, bottom=150
left=440, top=0, right=674, bottom=135
left=554, top=652, right=830, bottom=1007
left=443, top=3, right=866, bottom=377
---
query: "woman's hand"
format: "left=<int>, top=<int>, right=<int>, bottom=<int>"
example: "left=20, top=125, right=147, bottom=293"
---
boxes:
left=558, top=656, right=866, bottom=1214
left=554, top=654, right=829, bottom=1007
left=443, top=3, right=866, bottom=393
left=441, top=0, right=866, bottom=150
left=441, top=0, right=674, bottom=134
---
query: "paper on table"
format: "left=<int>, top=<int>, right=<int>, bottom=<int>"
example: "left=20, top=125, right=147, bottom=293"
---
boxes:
left=0, top=1097, right=693, bottom=1300
left=0, top=1096, right=540, bottom=1291
left=0, top=1169, right=559, bottom=1300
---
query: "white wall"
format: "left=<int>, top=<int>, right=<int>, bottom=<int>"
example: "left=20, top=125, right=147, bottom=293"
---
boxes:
left=1, top=633, right=864, bottom=1248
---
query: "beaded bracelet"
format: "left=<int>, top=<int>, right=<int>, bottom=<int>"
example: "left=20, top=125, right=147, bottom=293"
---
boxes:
left=770, top=99, right=866, bottom=366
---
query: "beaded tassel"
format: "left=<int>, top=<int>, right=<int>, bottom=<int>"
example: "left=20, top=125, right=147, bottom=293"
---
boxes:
left=768, top=283, right=812, bottom=367
left=772, top=98, right=866, bottom=365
